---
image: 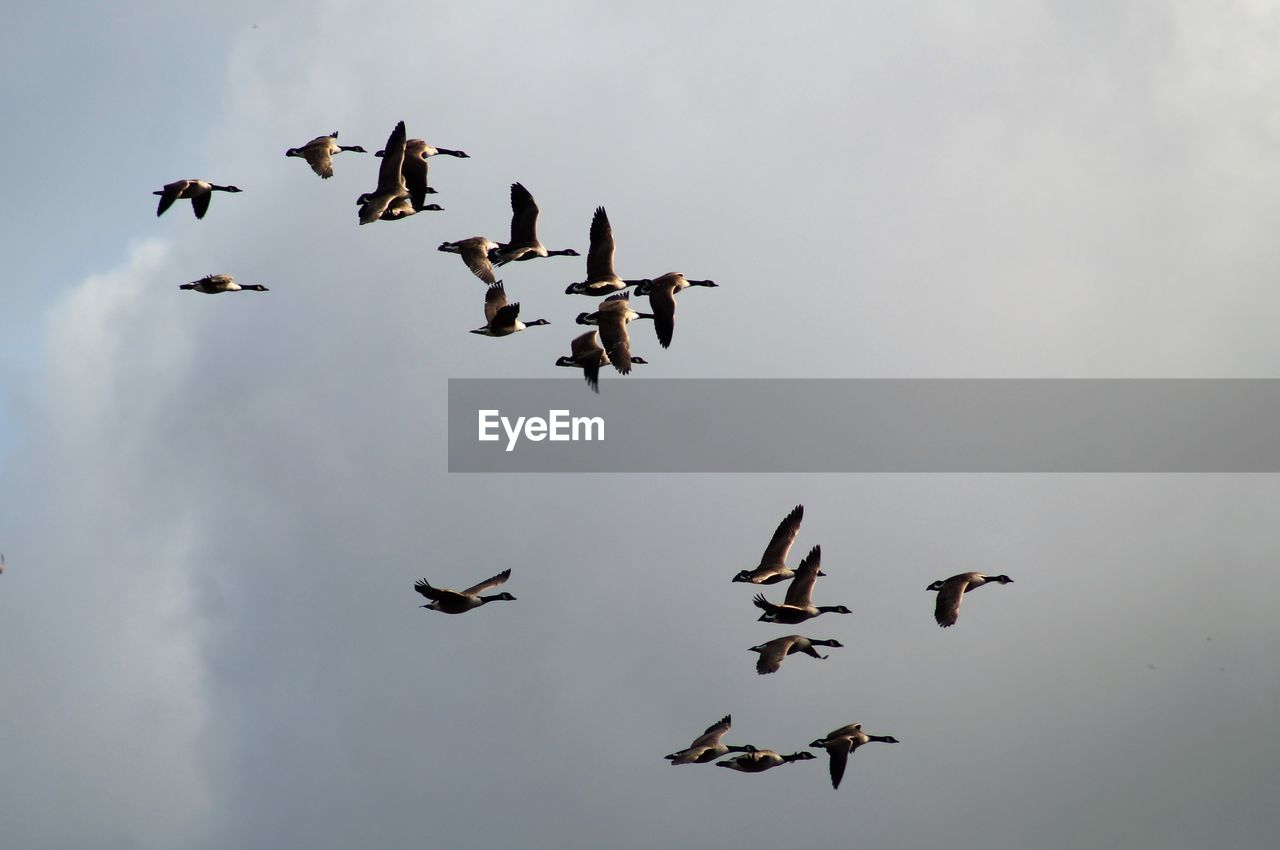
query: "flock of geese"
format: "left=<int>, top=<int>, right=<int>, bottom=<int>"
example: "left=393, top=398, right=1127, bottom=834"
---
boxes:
left=148, top=118, right=1017, bottom=793
left=412, top=504, right=1014, bottom=791
left=156, top=118, right=718, bottom=392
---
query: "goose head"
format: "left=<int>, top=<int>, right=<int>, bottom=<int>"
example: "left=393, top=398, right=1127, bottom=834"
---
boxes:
left=731, top=571, right=755, bottom=583
left=630, top=356, right=649, bottom=365
left=819, top=605, right=853, bottom=615
left=926, top=579, right=946, bottom=592
left=417, top=203, right=444, bottom=212
left=575, top=312, right=595, bottom=325
left=990, top=574, right=1014, bottom=584
left=812, top=639, right=844, bottom=648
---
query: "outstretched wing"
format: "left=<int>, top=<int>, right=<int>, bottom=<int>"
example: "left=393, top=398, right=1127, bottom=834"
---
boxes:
left=782, top=544, right=822, bottom=608
left=689, top=714, right=732, bottom=749
left=585, top=206, right=615, bottom=281
left=760, top=505, right=804, bottom=568
left=463, top=568, right=511, bottom=596
left=754, top=637, right=795, bottom=675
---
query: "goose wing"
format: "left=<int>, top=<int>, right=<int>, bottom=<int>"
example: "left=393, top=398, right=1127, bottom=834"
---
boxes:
left=508, top=182, right=539, bottom=248
left=782, top=544, right=822, bottom=608
left=459, top=239, right=497, bottom=284
left=647, top=280, right=678, bottom=348
left=826, top=738, right=855, bottom=789
left=760, top=505, right=804, bottom=569
left=302, top=137, right=336, bottom=178
left=463, top=568, right=511, bottom=596
left=585, top=206, right=616, bottom=282
left=191, top=188, right=213, bottom=219
left=569, top=330, right=604, bottom=359
left=402, top=140, right=431, bottom=210
left=597, top=312, right=633, bottom=374
left=155, top=180, right=187, bottom=217
left=688, top=715, right=732, bottom=749
left=934, top=574, right=972, bottom=627
left=754, top=636, right=797, bottom=675
left=376, top=121, right=407, bottom=194
left=483, top=282, right=509, bottom=324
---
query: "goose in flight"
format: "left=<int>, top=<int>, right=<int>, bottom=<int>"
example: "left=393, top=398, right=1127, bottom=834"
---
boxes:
left=748, top=635, right=843, bottom=675
left=471, top=282, right=550, bottom=337
left=490, top=183, right=580, bottom=265
left=414, top=568, right=516, bottom=614
left=178, top=274, right=268, bottom=294
left=664, top=715, right=756, bottom=765
left=555, top=330, right=647, bottom=393
left=752, top=545, right=851, bottom=624
left=716, top=750, right=815, bottom=773
left=153, top=179, right=242, bottom=219
left=633, top=272, right=717, bottom=349
left=732, top=505, right=825, bottom=585
left=564, top=207, right=650, bottom=296
left=285, top=130, right=366, bottom=178
left=809, top=724, right=899, bottom=789
left=439, top=237, right=501, bottom=285
left=357, top=120, right=409, bottom=224
left=927, top=572, right=1014, bottom=627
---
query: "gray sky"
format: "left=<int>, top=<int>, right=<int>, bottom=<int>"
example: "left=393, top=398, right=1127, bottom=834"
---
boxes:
left=2, top=2, right=1280, bottom=848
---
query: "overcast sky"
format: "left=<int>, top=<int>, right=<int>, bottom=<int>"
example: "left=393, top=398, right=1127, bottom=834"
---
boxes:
left=3, top=2, right=1280, bottom=848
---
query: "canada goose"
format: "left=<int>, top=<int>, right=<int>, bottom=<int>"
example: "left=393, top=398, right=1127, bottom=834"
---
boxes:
left=809, top=724, right=899, bottom=790
left=748, top=635, right=843, bottom=675
left=664, top=715, right=756, bottom=765
left=575, top=292, right=655, bottom=326
left=927, top=572, right=1014, bottom=627
left=716, top=750, right=816, bottom=773
left=285, top=130, right=366, bottom=178
left=153, top=179, right=242, bottom=219
left=414, top=568, right=515, bottom=614
left=564, top=207, right=651, bottom=296
left=490, top=183, right=580, bottom=265
left=471, top=282, right=550, bottom=337
left=375, top=139, right=439, bottom=210
left=590, top=293, right=643, bottom=374
left=438, top=237, right=501, bottom=285
left=633, top=272, right=718, bottom=349
left=753, top=546, right=851, bottom=624
left=732, top=505, right=826, bottom=585
left=178, top=274, right=268, bottom=294
left=555, top=330, right=648, bottom=393
left=378, top=197, right=444, bottom=221
left=357, top=120, right=409, bottom=225
left=0, top=553, right=5, bottom=575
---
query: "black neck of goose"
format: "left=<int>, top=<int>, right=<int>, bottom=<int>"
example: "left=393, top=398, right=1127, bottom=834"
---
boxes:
left=435, top=148, right=467, bottom=157
left=817, top=606, right=847, bottom=614
left=867, top=735, right=896, bottom=744
left=547, top=249, right=577, bottom=256
left=687, top=279, right=717, bottom=287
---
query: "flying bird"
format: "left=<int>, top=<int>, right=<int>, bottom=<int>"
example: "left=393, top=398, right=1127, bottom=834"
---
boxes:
left=716, top=750, right=816, bottom=773
left=926, top=572, right=1014, bottom=627
left=555, top=330, right=647, bottom=393
left=664, top=715, right=756, bottom=765
left=491, top=183, right=580, bottom=265
left=582, top=292, right=643, bottom=374
left=633, top=272, right=718, bottom=348
left=564, top=207, right=651, bottom=296
left=357, top=120, right=409, bottom=224
left=414, top=568, right=516, bottom=614
left=153, top=179, right=242, bottom=219
left=285, top=130, right=366, bottom=178
left=752, top=546, right=851, bottom=624
left=748, top=635, right=843, bottom=675
left=809, top=724, right=899, bottom=789
left=178, top=274, right=268, bottom=294
left=471, top=282, right=550, bottom=337
left=375, top=139, right=440, bottom=210
left=731, top=505, right=826, bottom=584
left=439, top=237, right=501, bottom=285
